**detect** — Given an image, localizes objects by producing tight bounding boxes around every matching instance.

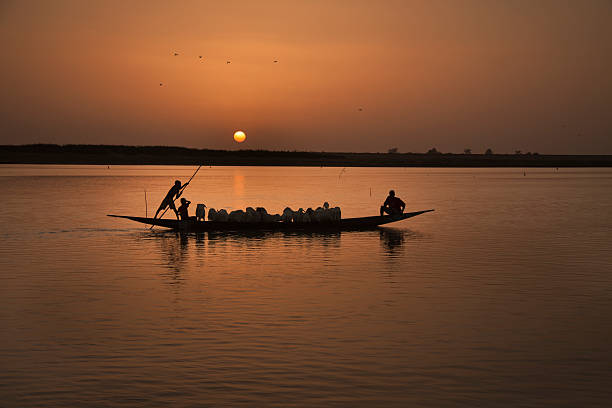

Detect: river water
[1,165,611,407]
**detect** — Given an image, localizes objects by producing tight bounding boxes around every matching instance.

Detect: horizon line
[3,143,612,157]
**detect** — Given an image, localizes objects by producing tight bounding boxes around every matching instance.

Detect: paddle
[150,165,202,229]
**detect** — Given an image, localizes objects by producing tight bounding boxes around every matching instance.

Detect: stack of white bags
[206,202,341,224]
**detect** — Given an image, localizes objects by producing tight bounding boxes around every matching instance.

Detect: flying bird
[159,83,163,86]
[226,60,231,64]
[274,60,278,63]
[173,52,179,56]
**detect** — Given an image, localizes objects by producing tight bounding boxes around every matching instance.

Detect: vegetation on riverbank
[1,144,611,167]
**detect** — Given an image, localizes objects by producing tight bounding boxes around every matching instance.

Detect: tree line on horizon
[0,143,543,156]
[388,147,540,156]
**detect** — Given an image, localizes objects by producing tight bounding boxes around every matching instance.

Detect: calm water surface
[1,165,611,407]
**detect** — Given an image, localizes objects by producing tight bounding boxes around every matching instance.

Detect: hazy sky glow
[1,0,611,153]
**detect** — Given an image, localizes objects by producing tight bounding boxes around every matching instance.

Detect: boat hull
[107,210,434,232]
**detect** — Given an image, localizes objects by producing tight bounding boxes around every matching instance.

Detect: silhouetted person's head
[180,198,188,205]
[389,190,395,197]
[175,180,181,187]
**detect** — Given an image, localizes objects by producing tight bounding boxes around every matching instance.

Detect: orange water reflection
[2,166,612,406]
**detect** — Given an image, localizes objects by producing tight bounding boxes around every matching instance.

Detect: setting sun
[233,130,246,143]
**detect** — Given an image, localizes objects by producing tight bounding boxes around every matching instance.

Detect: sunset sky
[1,0,611,153]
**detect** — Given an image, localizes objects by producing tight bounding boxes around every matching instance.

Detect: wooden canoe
[107,209,434,232]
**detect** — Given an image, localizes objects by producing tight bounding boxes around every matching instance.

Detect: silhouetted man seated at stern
[380,190,405,216]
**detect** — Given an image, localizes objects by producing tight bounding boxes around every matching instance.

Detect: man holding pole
[152,166,202,222]
[153,180,189,220]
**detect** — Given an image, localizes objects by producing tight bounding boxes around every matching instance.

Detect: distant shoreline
[1,144,611,167]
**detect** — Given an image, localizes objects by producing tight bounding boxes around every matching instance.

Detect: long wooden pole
[150,165,202,229]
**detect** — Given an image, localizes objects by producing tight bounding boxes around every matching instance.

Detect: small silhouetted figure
[177,198,191,220]
[154,180,189,220]
[380,190,405,216]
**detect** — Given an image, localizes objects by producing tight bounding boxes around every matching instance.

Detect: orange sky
[1,0,611,153]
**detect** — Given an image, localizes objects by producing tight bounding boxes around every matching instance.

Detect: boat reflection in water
[147,231,191,286]
[378,228,425,256]
[140,228,424,285]
[139,229,348,283]
[379,228,405,254]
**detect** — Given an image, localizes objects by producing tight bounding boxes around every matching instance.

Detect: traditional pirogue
[109,166,433,232]
[107,207,434,232]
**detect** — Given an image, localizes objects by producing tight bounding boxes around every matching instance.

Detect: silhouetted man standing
[154,180,189,220]
[380,190,405,216]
